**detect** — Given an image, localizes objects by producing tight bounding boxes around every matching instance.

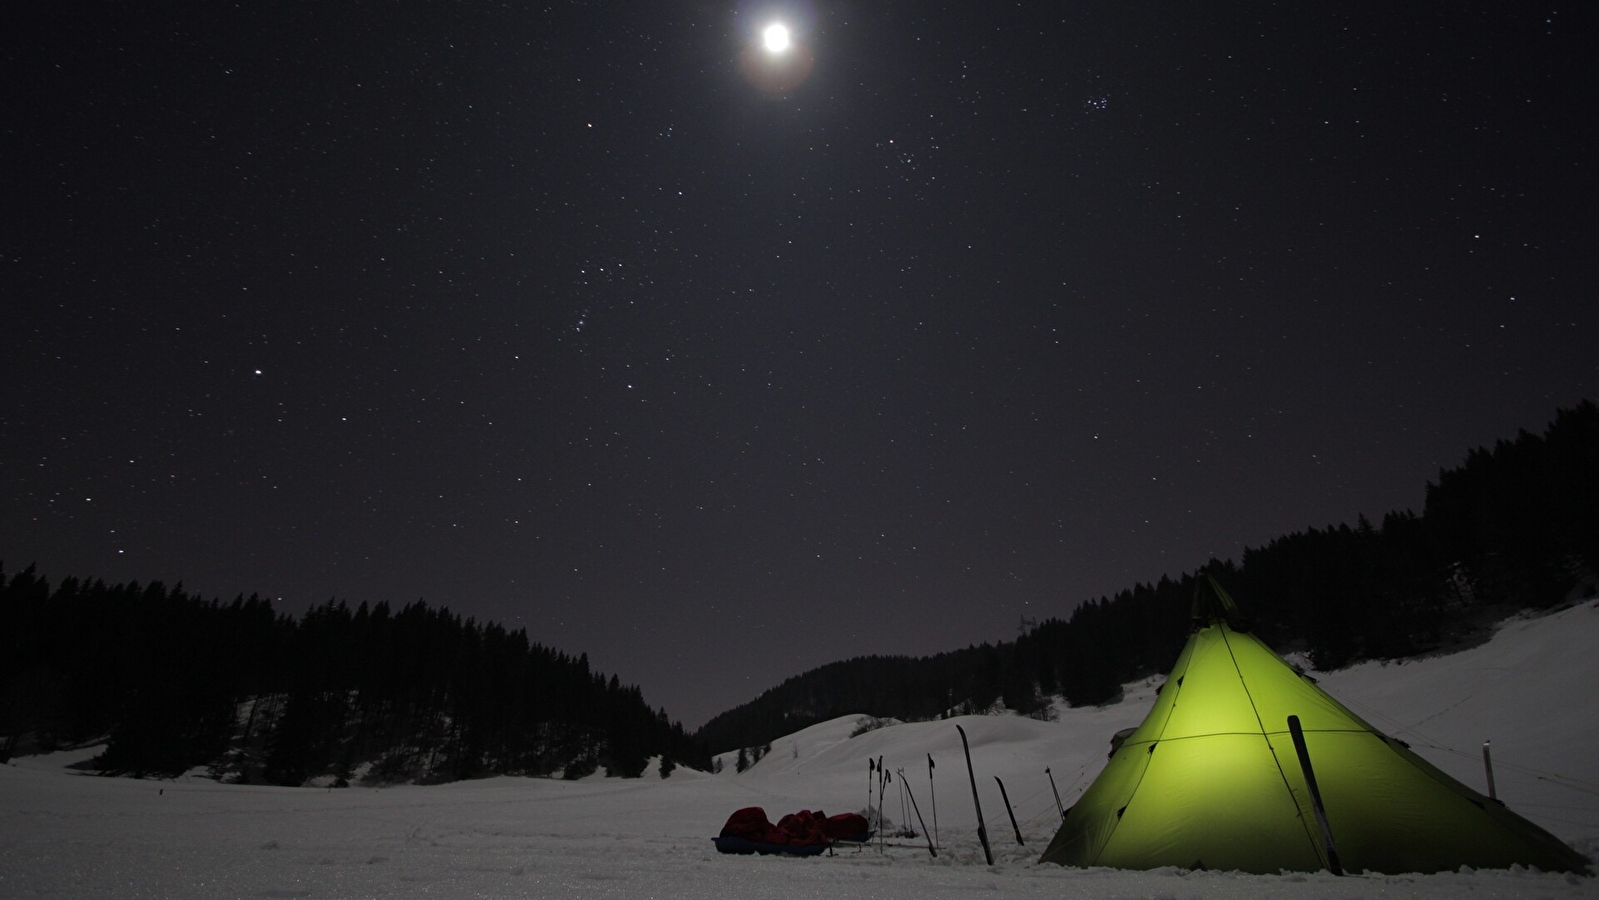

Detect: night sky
[5,3,1595,727]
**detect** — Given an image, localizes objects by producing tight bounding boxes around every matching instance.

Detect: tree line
[696,401,1599,755]
[0,579,711,782]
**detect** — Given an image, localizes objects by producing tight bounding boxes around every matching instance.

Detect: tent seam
[1088,634,1196,864]
[1218,623,1328,869]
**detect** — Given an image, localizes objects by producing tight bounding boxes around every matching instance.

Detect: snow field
[3,601,1597,899]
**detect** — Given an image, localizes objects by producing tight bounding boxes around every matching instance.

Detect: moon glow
[736,5,815,95]
[762,23,791,53]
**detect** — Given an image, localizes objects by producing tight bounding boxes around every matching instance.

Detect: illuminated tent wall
[1038,577,1589,875]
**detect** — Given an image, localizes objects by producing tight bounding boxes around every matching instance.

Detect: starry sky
[5,2,1595,728]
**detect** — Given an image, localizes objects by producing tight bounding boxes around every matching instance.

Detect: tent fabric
[1038,578,1590,875]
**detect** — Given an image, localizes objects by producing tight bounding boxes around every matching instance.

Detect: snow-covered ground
[4,601,1597,899]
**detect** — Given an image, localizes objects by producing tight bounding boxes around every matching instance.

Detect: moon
[762,23,791,53]
[736,8,814,94]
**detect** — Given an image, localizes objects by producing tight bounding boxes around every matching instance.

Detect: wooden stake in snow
[1483,740,1498,800]
[955,724,994,865]
[1287,715,1344,876]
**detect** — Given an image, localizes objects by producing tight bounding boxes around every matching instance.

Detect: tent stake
[1483,740,1497,800]
[1287,715,1344,876]
[995,776,1025,845]
[956,725,994,865]
[1046,766,1066,820]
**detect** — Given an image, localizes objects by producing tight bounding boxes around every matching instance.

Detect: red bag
[719,807,788,844]
[823,812,870,840]
[775,810,828,846]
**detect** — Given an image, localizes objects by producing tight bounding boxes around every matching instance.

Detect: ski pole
[882,760,895,850]
[868,758,876,829]
[900,771,909,835]
[897,768,938,857]
[1046,766,1065,820]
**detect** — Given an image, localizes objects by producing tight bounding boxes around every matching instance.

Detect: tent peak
[1191,574,1248,629]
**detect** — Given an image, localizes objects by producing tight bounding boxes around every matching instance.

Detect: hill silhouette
[696,401,1599,754]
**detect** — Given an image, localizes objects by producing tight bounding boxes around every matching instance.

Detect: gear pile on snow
[713,807,871,855]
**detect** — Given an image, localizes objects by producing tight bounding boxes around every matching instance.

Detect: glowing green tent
[1038,578,1589,874]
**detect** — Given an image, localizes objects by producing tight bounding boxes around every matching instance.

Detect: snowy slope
[1314,601,1599,845]
[2,601,1596,899]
